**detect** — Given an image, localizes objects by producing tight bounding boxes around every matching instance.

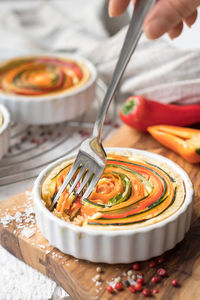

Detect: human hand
[108,0,200,39]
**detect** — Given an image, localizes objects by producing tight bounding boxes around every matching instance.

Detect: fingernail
[144,18,169,39]
[186,22,192,28]
[108,8,114,17]
[168,32,176,40]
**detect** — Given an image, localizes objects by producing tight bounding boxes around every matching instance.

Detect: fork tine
[68,166,86,194]
[82,174,101,200]
[50,158,80,210]
[76,170,93,195]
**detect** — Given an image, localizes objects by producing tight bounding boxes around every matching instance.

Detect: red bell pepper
[120,96,200,132]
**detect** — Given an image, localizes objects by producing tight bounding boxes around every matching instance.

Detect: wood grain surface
[0,124,200,300]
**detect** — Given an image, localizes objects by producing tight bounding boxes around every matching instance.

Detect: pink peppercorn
[157,257,164,264]
[106,286,114,293]
[115,282,124,291]
[134,282,143,291]
[129,286,136,293]
[21,136,27,143]
[171,279,179,287]
[47,130,53,136]
[153,289,159,294]
[149,261,156,268]
[34,139,40,145]
[104,120,112,125]
[78,130,89,137]
[57,132,62,137]
[137,278,144,285]
[151,276,161,283]
[132,263,140,271]
[142,289,152,297]
[157,268,167,277]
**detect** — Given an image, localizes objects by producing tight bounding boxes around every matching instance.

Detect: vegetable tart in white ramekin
[33,148,193,263]
[0,54,97,125]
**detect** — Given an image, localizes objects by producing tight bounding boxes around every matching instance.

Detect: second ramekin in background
[0,54,97,125]
[0,104,10,160]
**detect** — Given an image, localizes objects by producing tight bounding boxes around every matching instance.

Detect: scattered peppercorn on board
[0,124,200,300]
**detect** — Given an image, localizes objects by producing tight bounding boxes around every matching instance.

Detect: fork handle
[92,0,155,139]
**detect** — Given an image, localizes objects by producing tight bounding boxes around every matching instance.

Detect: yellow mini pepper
[147,125,200,164]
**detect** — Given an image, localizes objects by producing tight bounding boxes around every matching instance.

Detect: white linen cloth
[90,34,200,104]
[0,1,200,300]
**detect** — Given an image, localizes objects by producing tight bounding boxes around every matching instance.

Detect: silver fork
[50,0,155,209]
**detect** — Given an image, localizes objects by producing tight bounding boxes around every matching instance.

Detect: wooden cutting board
[0,125,200,300]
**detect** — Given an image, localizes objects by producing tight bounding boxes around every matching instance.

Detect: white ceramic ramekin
[0,54,97,125]
[0,104,10,160]
[33,148,194,263]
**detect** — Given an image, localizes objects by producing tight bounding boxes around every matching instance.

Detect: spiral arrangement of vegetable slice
[0,56,86,96]
[46,154,184,227]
